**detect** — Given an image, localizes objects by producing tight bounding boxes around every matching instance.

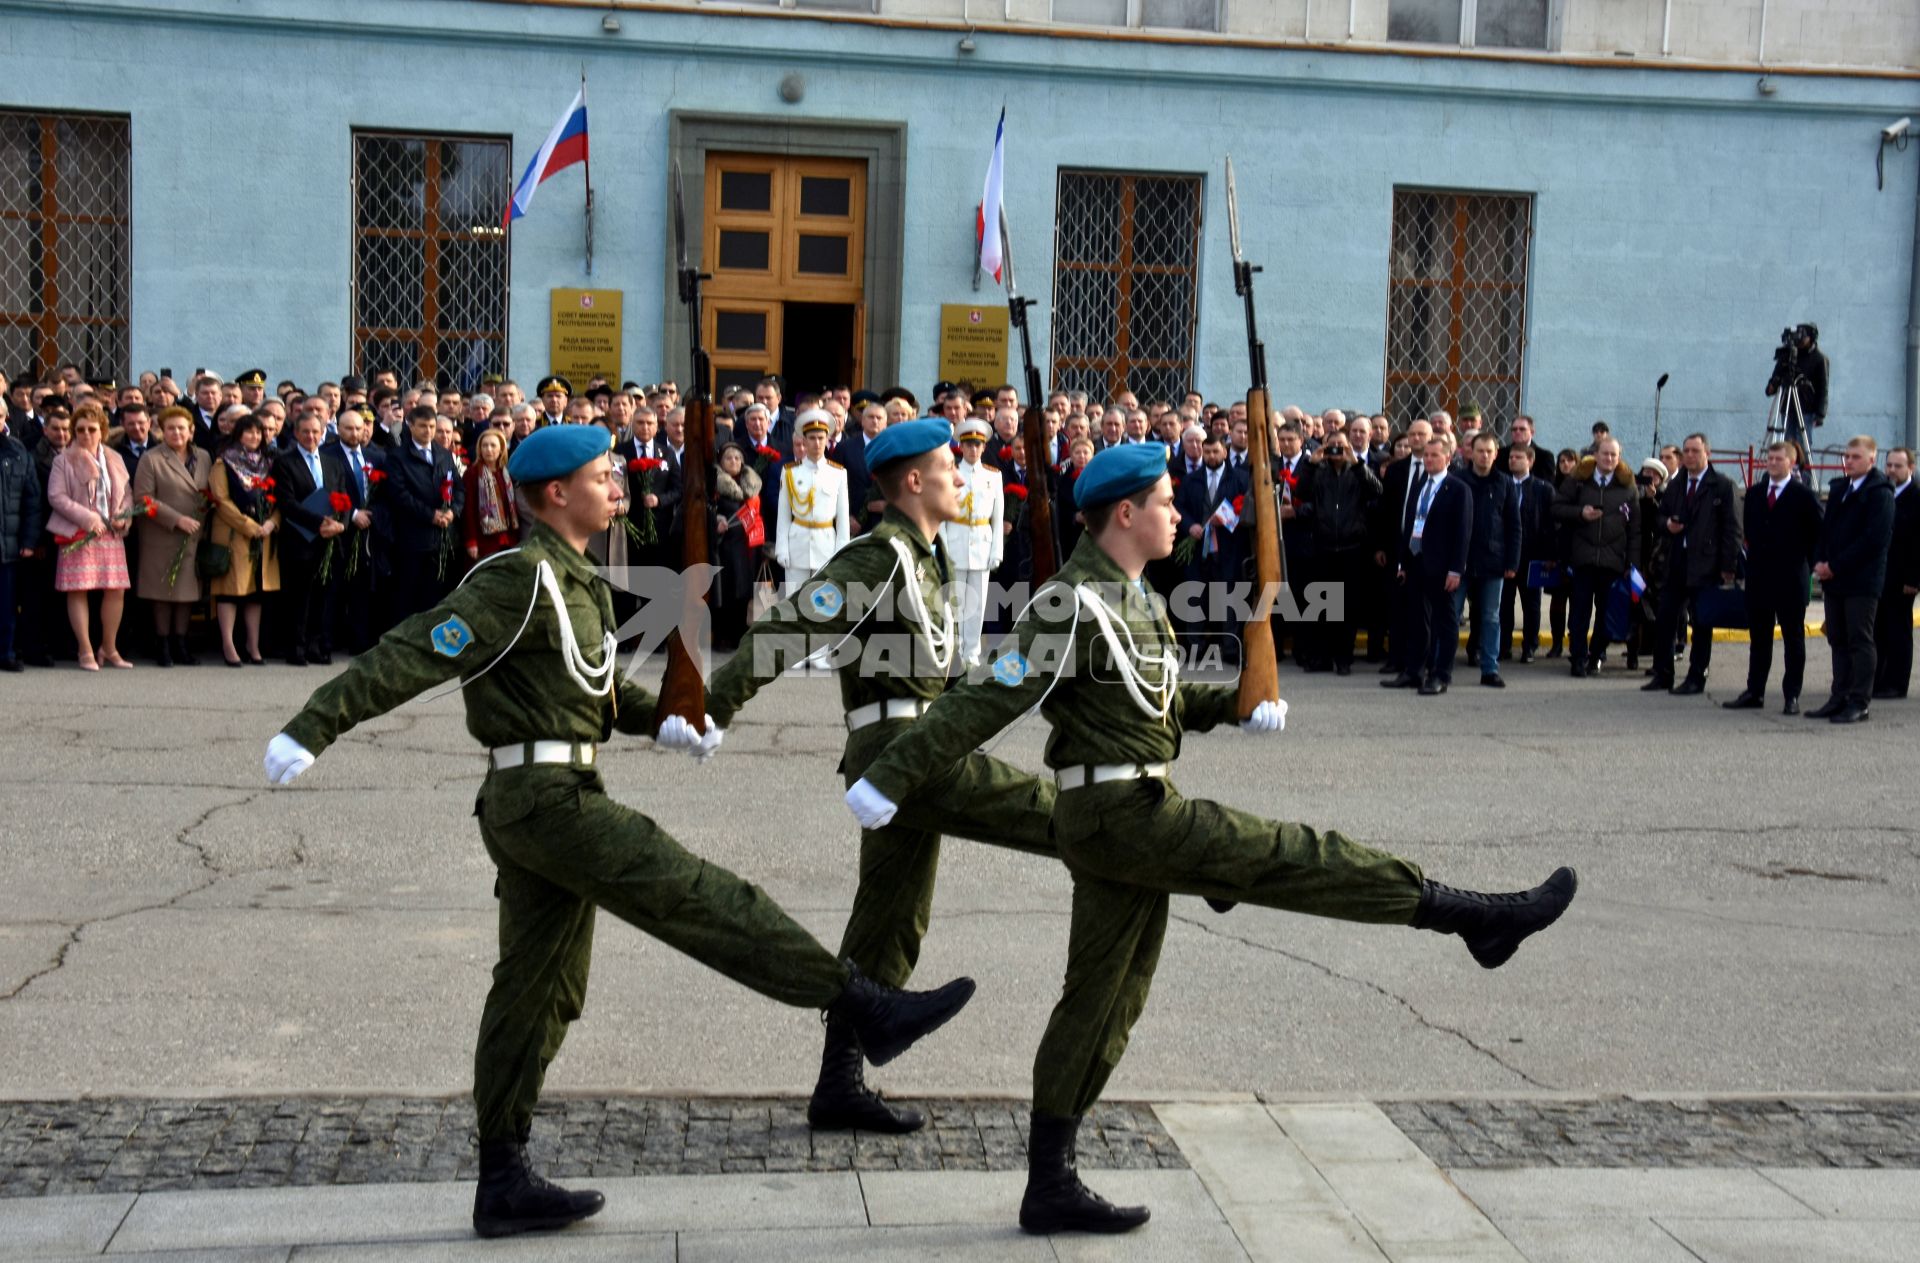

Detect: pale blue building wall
[2,0,1916,456]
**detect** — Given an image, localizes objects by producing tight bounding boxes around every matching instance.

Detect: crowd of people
[1,364,1913,717]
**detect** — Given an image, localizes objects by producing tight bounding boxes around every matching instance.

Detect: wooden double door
[704,153,866,396]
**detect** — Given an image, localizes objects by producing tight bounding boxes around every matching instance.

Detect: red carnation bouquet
[751,444,782,476]
[436,471,457,580]
[317,490,355,585]
[623,457,667,546]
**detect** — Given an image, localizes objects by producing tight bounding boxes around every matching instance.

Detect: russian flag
[977,108,1006,283]
[502,88,588,229]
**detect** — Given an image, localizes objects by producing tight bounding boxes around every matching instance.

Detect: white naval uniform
[775,456,851,595]
[939,457,1004,666]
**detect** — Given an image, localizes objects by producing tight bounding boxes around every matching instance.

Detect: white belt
[1056,761,1170,790]
[489,740,597,771]
[847,698,933,731]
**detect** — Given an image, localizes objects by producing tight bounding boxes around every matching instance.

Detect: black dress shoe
[1830,703,1871,724]
[1376,662,1398,675]
[311,652,333,666]
[22,653,54,668]
[1640,678,1672,692]
[287,652,308,667]
[1519,650,1535,664]
[1806,698,1844,719]
[1544,645,1563,659]
[1381,673,1421,689]
[1569,662,1587,679]
[472,1140,604,1239]
[1872,687,1905,700]
[0,658,21,673]
[1413,866,1579,969]
[246,653,266,665]
[826,960,974,1068]
[1417,679,1447,696]
[1335,663,1352,676]
[1669,677,1706,696]
[1782,697,1800,715]
[807,1016,924,1134]
[1722,691,1764,710]
[1479,673,1505,688]
[1020,1113,1151,1235]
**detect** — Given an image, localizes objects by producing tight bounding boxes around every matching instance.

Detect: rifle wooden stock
[652,393,713,735]
[1019,402,1059,585]
[1237,385,1281,719]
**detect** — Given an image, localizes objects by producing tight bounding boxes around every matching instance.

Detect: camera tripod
[1764,376,1815,485]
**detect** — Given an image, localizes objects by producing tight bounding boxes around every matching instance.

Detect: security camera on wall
[1882,118,1911,143]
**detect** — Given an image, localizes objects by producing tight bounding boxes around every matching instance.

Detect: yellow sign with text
[938,303,1009,386]
[549,288,623,386]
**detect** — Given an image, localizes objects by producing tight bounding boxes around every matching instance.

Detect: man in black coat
[1175,435,1250,661]
[1725,442,1823,714]
[272,411,353,665]
[1384,436,1471,696]
[1500,443,1557,664]
[1810,436,1896,723]
[1645,434,1741,695]
[382,404,466,630]
[1873,447,1918,699]
[1552,437,1641,678]
[1370,418,1434,674]
[1459,432,1521,686]
[1272,424,1318,667]
[0,415,45,671]
[1296,433,1379,674]
[321,409,384,655]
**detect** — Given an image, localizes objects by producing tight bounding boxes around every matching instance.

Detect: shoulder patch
[430,614,475,658]
[809,582,845,618]
[992,651,1030,687]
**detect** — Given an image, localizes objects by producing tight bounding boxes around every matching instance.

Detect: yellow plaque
[938,303,1010,385]
[549,288,623,385]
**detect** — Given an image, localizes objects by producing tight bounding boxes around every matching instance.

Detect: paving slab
[1657,1217,1920,1262]
[1490,1218,1706,1263]
[1316,1160,1517,1253]
[1758,1167,1920,1218]
[1450,1168,1820,1221]
[52,1252,290,1263]
[109,1184,475,1253]
[1154,1102,1345,1212]
[293,1236,672,1260]
[857,1168,1221,1228]
[679,1223,1049,1262]
[0,1191,134,1259]
[1048,1215,1250,1261]
[1220,1207,1390,1262]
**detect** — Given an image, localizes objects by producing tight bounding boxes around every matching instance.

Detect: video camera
[1768,326,1806,393]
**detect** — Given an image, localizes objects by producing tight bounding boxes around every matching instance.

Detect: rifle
[1224,156,1282,720]
[999,211,1059,585]
[652,159,714,735]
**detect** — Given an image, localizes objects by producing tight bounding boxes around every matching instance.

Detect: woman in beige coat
[206,413,282,666]
[131,406,212,666]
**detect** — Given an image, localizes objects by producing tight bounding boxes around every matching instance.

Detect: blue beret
[1074,443,1170,510]
[864,418,952,472]
[507,423,612,483]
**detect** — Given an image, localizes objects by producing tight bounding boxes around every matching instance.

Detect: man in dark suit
[188,374,224,451]
[1174,434,1249,660]
[1810,436,1896,723]
[322,408,383,655]
[755,374,797,459]
[1272,423,1319,667]
[1370,418,1434,674]
[1500,443,1557,664]
[1459,432,1521,686]
[1726,441,1822,714]
[1873,446,1918,699]
[1384,435,1471,695]
[613,402,681,569]
[272,410,352,665]
[382,404,466,630]
[1645,434,1741,695]
[834,399,887,535]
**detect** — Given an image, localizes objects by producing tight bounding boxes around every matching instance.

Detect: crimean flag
[977,108,1006,283]
[502,88,588,229]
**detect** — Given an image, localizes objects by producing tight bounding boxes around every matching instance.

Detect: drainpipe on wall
[1661,0,1671,56]
[1907,154,1920,450]
[1757,0,1769,63]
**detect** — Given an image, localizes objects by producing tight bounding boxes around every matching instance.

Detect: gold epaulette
[826,459,844,470]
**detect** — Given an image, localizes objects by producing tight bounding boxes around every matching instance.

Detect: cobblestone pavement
[1384,1097,1920,1169]
[0,1096,1182,1198]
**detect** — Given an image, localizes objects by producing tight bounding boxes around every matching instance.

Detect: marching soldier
[261,424,974,1241]
[775,408,850,596]
[942,417,1002,667]
[845,443,1578,1236]
[701,418,1058,1135]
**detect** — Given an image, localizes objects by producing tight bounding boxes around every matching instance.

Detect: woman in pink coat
[46,404,135,669]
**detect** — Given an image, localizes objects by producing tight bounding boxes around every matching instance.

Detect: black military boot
[472,1139,605,1239]
[1019,1112,1151,1234]
[1412,867,1578,969]
[808,1014,925,1133]
[826,959,974,1067]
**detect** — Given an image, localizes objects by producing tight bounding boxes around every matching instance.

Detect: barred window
[1388,0,1550,49]
[0,111,130,383]
[1384,189,1533,435]
[1050,0,1218,31]
[1051,171,1203,405]
[352,132,510,391]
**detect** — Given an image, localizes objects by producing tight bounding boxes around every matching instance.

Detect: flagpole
[580,67,594,277]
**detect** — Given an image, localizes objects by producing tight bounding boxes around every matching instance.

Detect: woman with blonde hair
[461,427,519,561]
[131,406,212,665]
[206,413,282,666]
[45,404,135,669]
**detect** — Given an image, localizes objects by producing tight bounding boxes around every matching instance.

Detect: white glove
[845,777,899,830]
[264,733,316,785]
[692,719,724,764]
[1240,698,1288,735]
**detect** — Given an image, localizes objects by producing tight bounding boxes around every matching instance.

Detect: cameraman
[1765,323,1829,482]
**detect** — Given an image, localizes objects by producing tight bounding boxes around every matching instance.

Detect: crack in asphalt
[1167,910,1553,1090]
[0,789,266,1003]
[1593,895,1918,939]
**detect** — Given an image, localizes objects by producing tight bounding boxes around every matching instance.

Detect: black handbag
[196,538,231,579]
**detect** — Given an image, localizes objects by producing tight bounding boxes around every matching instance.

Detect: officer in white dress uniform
[939,416,1003,668]
[776,408,851,597]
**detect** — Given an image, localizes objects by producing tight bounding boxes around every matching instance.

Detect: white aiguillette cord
[413,548,617,706]
[1073,582,1178,723]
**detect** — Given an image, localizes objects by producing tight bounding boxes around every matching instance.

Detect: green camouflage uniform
[706,506,1056,989]
[860,534,1425,1117]
[282,519,848,1142]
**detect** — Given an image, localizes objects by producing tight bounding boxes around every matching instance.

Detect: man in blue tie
[272,412,352,665]
[323,408,383,654]
[1385,436,1473,695]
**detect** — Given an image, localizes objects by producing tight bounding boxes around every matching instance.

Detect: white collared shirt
[1769,476,1791,497]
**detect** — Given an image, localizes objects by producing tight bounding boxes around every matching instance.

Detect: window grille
[1051,171,1203,405]
[352,132,510,391]
[1384,188,1532,436]
[0,111,130,382]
